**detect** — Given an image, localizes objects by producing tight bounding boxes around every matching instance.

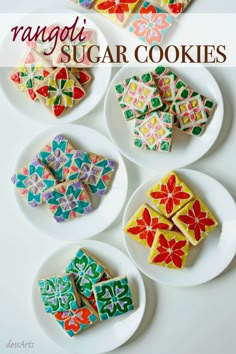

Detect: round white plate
[0,10,111,124]
[13,124,128,240]
[32,240,146,354]
[105,64,224,170]
[123,169,236,287]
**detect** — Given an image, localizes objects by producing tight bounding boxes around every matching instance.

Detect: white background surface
[1,1,236,354]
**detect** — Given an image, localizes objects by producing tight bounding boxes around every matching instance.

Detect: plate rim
[31,239,146,354]
[122,168,236,287]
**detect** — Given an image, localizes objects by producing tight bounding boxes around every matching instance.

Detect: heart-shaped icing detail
[169,3,182,14]
[55,67,68,81]
[78,71,90,85]
[28,88,37,101]
[73,87,85,100]
[25,52,35,64]
[43,70,51,78]
[10,72,21,84]
[36,85,49,97]
[53,105,65,117]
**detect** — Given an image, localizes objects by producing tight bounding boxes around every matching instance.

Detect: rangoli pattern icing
[172,198,218,246]
[134,110,173,152]
[170,87,216,136]
[44,180,92,222]
[148,230,189,269]
[38,275,80,314]
[36,67,86,118]
[70,68,92,86]
[11,159,56,208]
[68,151,116,195]
[38,134,75,181]
[10,50,52,101]
[115,72,163,121]
[93,276,134,321]
[87,271,111,312]
[54,296,98,336]
[94,0,141,27]
[124,203,173,248]
[146,171,194,218]
[155,0,192,16]
[66,249,105,298]
[129,2,174,46]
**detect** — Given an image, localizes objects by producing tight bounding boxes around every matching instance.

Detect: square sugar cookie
[44,180,92,223]
[148,230,189,269]
[38,134,75,181]
[94,0,141,27]
[155,0,192,16]
[9,50,53,101]
[146,171,194,218]
[86,271,112,312]
[129,2,174,46]
[134,110,173,152]
[115,72,163,121]
[93,276,134,321]
[54,295,98,337]
[36,67,86,118]
[38,274,80,314]
[66,249,105,298]
[11,158,57,208]
[170,86,216,136]
[67,151,116,196]
[124,203,173,248]
[172,198,219,246]
[152,65,187,110]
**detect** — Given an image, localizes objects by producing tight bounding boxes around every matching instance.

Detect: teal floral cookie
[93,276,134,321]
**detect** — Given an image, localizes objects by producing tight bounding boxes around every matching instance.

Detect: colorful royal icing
[38,134,75,181]
[172,198,219,246]
[44,180,92,222]
[67,151,116,196]
[87,271,111,312]
[38,275,80,314]
[129,2,174,46]
[54,296,98,336]
[115,72,163,121]
[10,50,52,101]
[124,203,173,248]
[134,110,173,152]
[148,230,189,269]
[155,0,192,16]
[146,171,194,218]
[66,249,105,298]
[11,159,56,208]
[94,0,141,27]
[170,87,216,136]
[70,68,92,86]
[36,67,86,118]
[93,276,134,321]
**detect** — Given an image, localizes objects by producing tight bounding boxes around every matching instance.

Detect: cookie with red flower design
[146,171,194,218]
[148,230,189,269]
[172,198,219,246]
[155,0,192,17]
[124,203,173,248]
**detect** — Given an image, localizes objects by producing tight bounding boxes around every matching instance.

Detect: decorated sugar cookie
[146,171,194,218]
[87,271,112,312]
[129,2,174,46]
[124,203,173,248]
[66,249,105,298]
[172,198,218,246]
[38,274,80,314]
[148,230,189,269]
[54,295,98,336]
[10,50,52,101]
[93,276,134,321]
[155,0,192,16]
[170,86,216,136]
[134,110,173,152]
[44,180,92,222]
[38,134,75,181]
[115,72,163,121]
[94,0,141,27]
[70,68,92,86]
[68,151,116,195]
[36,67,86,118]
[11,158,56,208]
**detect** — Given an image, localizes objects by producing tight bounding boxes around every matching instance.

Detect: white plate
[0,10,111,124]
[13,124,128,241]
[105,64,224,170]
[123,169,236,287]
[32,240,146,354]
